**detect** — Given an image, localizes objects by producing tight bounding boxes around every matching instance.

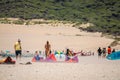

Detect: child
[34,51,40,61]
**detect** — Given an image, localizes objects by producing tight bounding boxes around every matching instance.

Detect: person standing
[102,48,106,58]
[97,47,102,58]
[45,41,51,58]
[107,46,111,55]
[14,39,22,59]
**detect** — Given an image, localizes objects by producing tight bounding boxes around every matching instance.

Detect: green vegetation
[33,21,49,24]
[12,19,24,25]
[110,40,120,47]
[0,18,11,24]
[0,0,120,36]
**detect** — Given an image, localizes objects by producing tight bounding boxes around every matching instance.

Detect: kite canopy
[65,56,78,63]
[32,53,79,63]
[106,51,120,60]
[54,51,64,55]
[0,56,15,64]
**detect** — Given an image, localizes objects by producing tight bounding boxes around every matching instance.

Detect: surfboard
[106,51,120,60]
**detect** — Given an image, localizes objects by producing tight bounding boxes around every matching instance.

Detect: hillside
[0,0,120,36]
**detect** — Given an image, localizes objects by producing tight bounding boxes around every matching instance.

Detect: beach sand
[0,56,120,80]
[0,24,120,80]
[0,24,119,53]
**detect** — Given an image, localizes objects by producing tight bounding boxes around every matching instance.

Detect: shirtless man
[45,41,51,57]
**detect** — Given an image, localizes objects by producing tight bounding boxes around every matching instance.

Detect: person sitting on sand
[45,41,51,58]
[14,39,22,59]
[66,49,73,56]
[112,49,115,53]
[34,51,40,61]
[102,48,106,58]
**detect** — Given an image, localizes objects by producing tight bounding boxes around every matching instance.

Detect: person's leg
[98,52,101,58]
[47,50,50,57]
[47,51,49,57]
[45,50,47,58]
[18,50,22,60]
[46,50,50,58]
[15,51,19,59]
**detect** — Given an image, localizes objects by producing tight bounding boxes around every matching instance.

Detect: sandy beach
[0,23,120,80]
[0,23,119,53]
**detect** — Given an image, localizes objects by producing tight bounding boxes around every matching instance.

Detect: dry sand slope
[0,24,119,53]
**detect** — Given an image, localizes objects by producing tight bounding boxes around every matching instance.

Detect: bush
[12,20,24,25]
[0,18,11,24]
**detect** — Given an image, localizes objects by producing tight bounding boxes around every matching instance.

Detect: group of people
[2,39,117,64]
[14,39,51,60]
[97,46,116,58]
[14,39,79,60]
[15,39,117,60]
